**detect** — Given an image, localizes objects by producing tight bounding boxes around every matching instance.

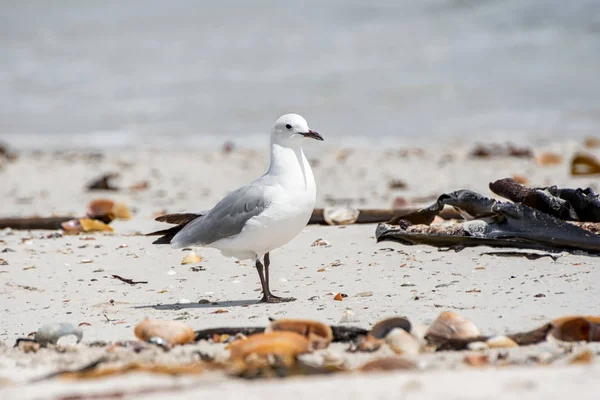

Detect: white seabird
[147,113,323,303]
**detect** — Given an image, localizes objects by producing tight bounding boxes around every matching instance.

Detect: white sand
[0,140,599,399]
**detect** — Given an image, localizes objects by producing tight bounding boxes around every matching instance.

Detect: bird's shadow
[133,299,258,311]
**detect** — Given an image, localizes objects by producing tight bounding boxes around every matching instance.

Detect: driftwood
[0,207,462,231]
[0,216,73,230]
[309,207,463,225]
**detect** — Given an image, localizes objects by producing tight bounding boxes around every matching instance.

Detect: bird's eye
[285,124,292,130]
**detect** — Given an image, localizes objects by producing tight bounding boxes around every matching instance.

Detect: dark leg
[257,253,296,303]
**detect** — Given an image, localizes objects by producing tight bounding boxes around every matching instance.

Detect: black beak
[300,130,324,141]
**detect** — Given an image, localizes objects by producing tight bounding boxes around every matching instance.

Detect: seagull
[147,114,323,303]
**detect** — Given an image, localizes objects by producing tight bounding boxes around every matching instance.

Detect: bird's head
[271,114,323,147]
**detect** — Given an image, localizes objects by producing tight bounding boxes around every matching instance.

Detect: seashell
[464,354,489,367]
[511,174,530,185]
[339,308,359,324]
[79,218,113,232]
[570,349,594,365]
[333,293,343,301]
[265,319,333,350]
[129,180,149,191]
[61,219,84,234]
[113,203,132,220]
[486,335,518,349]
[536,152,563,166]
[34,322,83,347]
[134,319,195,345]
[311,238,330,247]
[323,206,360,225]
[425,311,481,346]
[359,357,416,372]
[227,332,309,360]
[17,340,40,353]
[550,316,600,342]
[571,153,600,176]
[385,328,420,355]
[181,253,203,265]
[584,136,600,149]
[370,317,412,339]
[86,199,115,219]
[467,341,489,351]
[350,334,383,353]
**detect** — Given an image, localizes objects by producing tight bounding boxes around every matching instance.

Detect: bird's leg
[258,252,296,303]
[255,258,269,300]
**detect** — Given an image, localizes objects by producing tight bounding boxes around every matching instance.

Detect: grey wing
[170,184,270,249]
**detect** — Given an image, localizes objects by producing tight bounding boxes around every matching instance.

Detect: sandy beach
[0,138,599,399]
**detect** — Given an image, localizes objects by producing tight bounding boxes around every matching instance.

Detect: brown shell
[370,317,412,339]
[536,152,563,166]
[86,199,115,219]
[134,319,195,345]
[571,153,600,176]
[265,319,333,350]
[550,316,600,342]
[228,332,309,360]
[359,357,416,372]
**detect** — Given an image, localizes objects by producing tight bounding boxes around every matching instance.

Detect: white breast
[209,145,316,260]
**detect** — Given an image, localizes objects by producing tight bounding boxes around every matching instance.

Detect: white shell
[323,206,360,225]
[385,328,421,355]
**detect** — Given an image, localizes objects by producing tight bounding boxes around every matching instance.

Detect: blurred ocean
[1,0,599,149]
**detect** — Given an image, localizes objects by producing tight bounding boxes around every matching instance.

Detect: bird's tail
[146,213,202,245]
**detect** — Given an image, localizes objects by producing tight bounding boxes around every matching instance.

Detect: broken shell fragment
[486,335,518,349]
[550,316,600,342]
[34,322,83,347]
[425,311,481,346]
[370,317,412,339]
[60,219,84,234]
[323,206,360,225]
[385,328,421,355]
[227,332,310,360]
[134,319,195,346]
[265,319,333,350]
[359,357,417,372]
[181,253,203,265]
[79,218,114,232]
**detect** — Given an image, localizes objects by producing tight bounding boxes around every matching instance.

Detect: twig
[0,216,73,230]
[111,275,148,285]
